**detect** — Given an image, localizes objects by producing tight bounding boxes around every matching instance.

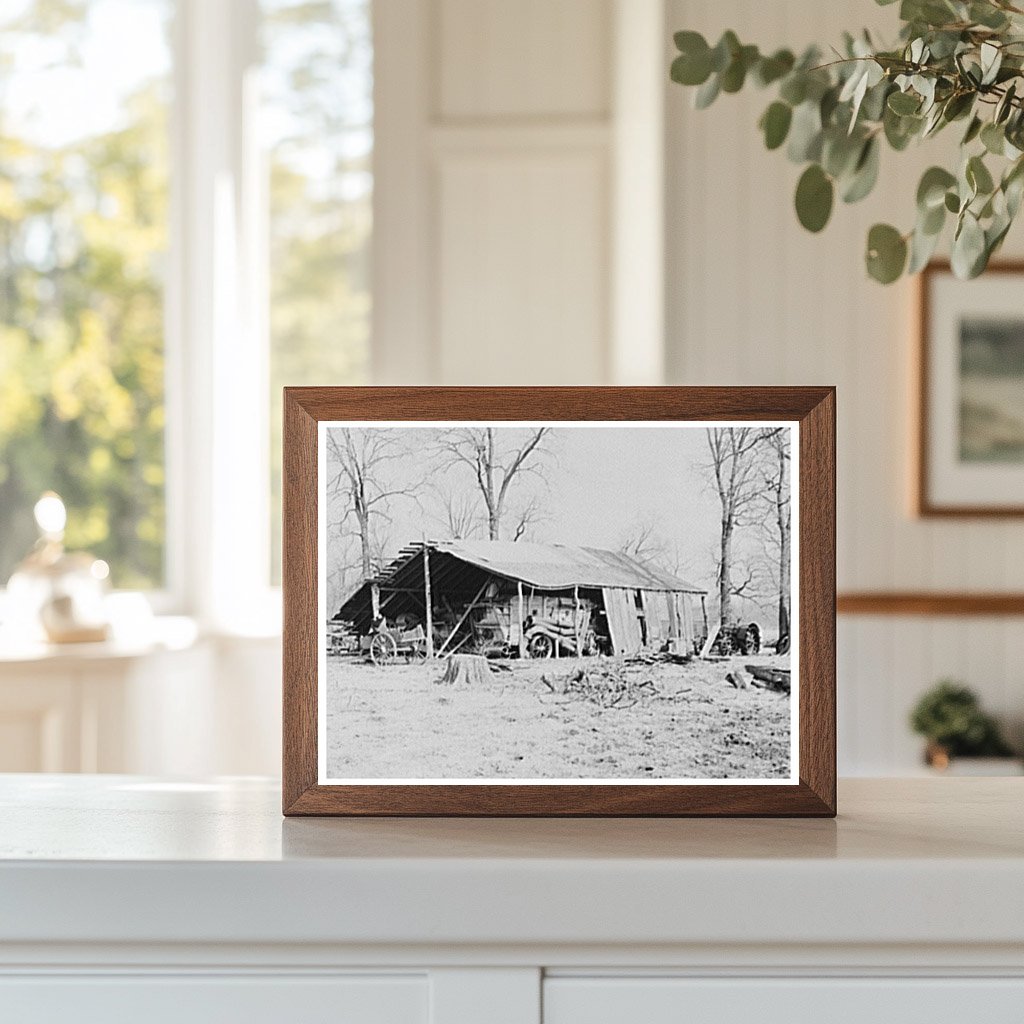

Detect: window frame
[165,0,279,632]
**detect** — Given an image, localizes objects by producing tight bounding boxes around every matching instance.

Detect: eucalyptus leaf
[967,154,995,195]
[1004,158,1024,216]
[860,79,892,122]
[822,128,863,178]
[921,102,942,138]
[914,75,937,111]
[795,164,834,232]
[779,73,807,106]
[721,44,758,92]
[903,0,958,28]
[820,85,841,126]
[866,223,908,283]
[962,115,983,145]
[671,51,711,87]
[884,106,922,150]
[970,2,1009,29]
[980,42,1003,86]
[842,137,881,203]
[921,200,946,235]
[754,49,795,87]
[996,83,1017,124]
[981,121,1006,155]
[710,31,740,73]
[760,101,793,150]
[951,212,987,278]
[694,73,721,109]
[908,221,942,273]
[942,92,974,122]
[888,90,921,115]
[917,166,957,210]
[787,101,823,162]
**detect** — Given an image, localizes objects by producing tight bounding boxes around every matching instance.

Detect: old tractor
[705,620,762,657]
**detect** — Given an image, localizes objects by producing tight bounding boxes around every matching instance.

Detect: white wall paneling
[611,0,666,384]
[435,144,609,384]
[374,0,666,385]
[664,0,1024,774]
[544,977,1024,1024]
[429,968,540,1024]
[2,975,429,1024]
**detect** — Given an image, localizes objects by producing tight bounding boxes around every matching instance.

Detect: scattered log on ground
[726,668,750,690]
[437,654,493,687]
[744,663,791,693]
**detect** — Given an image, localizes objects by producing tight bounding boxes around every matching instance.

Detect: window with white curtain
[0,0,372,616]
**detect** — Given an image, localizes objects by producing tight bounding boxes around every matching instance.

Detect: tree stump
[438,654,492,687]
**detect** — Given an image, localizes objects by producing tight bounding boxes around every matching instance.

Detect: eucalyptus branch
[671,0,1024,283]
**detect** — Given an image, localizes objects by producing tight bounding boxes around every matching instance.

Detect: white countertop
[2,775,1022,950]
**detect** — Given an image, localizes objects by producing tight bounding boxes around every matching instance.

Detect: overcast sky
[324,424,794,598]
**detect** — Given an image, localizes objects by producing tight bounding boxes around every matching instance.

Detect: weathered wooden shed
[334,539,707,657]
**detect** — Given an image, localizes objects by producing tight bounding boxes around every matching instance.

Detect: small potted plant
[910,680,1019,773]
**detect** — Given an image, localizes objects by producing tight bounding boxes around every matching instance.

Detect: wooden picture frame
[283,387,836,816]
[917,260,1024,517]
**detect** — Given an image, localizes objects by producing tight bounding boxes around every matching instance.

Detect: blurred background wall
[1,0,1020,777]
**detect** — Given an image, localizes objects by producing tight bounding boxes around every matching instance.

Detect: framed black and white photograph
[283,387,835,816]
[918,262,1024,517]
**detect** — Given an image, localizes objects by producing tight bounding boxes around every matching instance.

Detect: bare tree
[508,494,550,542]
[760,429,792,639]
[432,427,551,540]
[324,523,391,614]
[326,428,418,582]
[704,427,779,627]
[431,483,481,540]
[618,518,671,567]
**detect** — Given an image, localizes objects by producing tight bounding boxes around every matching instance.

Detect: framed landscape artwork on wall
[918,262,1024,517]
[282,387,835,816]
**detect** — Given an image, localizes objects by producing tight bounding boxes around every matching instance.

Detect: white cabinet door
[544,977,1024,1024]
[0,974,428,1024]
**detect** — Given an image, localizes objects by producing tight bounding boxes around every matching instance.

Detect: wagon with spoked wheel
[367,623,427,666]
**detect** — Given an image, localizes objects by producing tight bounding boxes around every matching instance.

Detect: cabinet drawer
[544,977,1024,1024]
[0,974,427,1024]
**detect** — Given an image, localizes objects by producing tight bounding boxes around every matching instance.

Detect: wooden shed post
[370,583,380,620]
[423,543,434,659]
[517,580,525,658]
[574,585,582,659]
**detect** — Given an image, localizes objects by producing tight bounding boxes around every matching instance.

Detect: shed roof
[381,539,706,594]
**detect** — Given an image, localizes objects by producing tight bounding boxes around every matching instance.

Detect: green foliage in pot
[670,0,1024,283]
[909,680,1015,757]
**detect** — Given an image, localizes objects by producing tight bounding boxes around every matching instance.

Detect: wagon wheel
[406,643,427,662]
[741,624,761,656]
[369,632,398,666]
[527,632,555,659]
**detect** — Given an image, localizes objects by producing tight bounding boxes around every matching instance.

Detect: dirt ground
[324,652,792,781]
